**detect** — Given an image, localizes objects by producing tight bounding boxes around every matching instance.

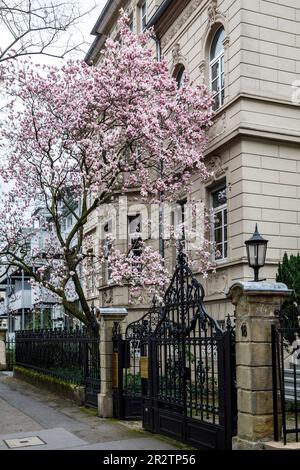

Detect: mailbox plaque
[140,356,149,379]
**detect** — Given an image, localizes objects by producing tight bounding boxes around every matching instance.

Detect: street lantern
[245,224,268,282]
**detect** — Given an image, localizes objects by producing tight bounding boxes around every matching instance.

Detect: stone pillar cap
[98,307,128,316]
[226,281,292,298]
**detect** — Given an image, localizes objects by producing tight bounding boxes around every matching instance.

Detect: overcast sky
[76,0,107,58]
[0,0,107,64]
[0,0,107,193]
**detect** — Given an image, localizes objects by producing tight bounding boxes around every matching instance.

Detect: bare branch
[0,0,96,62]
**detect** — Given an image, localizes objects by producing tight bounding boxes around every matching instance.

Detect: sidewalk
[0,372,182,450]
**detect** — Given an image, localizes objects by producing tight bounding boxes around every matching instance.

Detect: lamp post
[245,224,268,282]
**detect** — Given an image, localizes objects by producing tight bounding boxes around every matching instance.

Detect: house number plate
[140,356,149,379]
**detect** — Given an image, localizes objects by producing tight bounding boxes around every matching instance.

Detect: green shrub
[276,253,300,333]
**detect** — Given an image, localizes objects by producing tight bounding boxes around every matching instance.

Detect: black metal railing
[5,335,16,371]
[15,328,93,385]
[272,323,300,444]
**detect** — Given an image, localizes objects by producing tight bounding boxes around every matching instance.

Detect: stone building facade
[84,0,300,326]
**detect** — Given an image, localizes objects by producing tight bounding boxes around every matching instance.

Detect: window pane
[215,244,223,259]
[214,227,223,245]
[176,66,186,88]
[221,72,225,88]
[224,209,227,226]
[213,187,227,208]
[213,94,220,111]
[211,61,219,80]
[210,27,225,61]
[214,212,222,229]
[212,78,219,93]
[141,2,147,31]
[221,56,224,73]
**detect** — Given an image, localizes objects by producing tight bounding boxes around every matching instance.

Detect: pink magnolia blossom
[0,14,214,328]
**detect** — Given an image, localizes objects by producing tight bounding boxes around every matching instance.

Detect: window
[67,214,73,228]
[210,27,225,111]
[103,221,112,281]
[211,185,227,261]
[174,199,186,242]
[128,214,142,256]
[86,249,95,293]
[128,15,134,32]
[175,66,186,89]
[174,200,187,260]
[140,1,147,32]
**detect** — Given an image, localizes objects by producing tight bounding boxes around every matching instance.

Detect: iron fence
[5,335,16,371]
[272,324,300,444]
[15,328,96,386]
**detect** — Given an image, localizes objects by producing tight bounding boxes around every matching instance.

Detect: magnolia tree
[0,16,214,331]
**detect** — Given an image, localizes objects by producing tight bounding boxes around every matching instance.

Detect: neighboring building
[0,199,81,333]
[85,0,300,325]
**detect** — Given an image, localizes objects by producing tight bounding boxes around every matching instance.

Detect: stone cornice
[150,0,192,39]
[205,92,300,155]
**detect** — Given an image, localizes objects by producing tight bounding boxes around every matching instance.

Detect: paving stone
[0,375,179,450]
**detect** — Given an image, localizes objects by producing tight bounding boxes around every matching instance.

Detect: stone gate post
[0,327,7,370]
[97,307,127,418]
[226,281,291,450]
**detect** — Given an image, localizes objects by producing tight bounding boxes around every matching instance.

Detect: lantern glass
[246,243,256,267]
[258,242,267,267]
[245,225,268,281]
[247,243,267,268]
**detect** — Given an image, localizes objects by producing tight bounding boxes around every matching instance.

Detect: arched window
[175,65,186,88]
[210,27,225,111]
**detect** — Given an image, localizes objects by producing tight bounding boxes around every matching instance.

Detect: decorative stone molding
[199,59,206,84]
[223,35,230,49]
[161,0,203,49]
[207,0,218,24]
[171,42,188,76]
[103,287,113,305]
[206,269,228,296]
[209,112,227,140]
[125,4,134,18]
[129,288,151,306]
[172,42,181,64]
[201,1,229,58]
[205,155,227,183]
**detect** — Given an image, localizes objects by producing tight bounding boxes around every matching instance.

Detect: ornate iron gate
[112,302,160,419]
[143,251,236,450]
[113,250,236,449]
